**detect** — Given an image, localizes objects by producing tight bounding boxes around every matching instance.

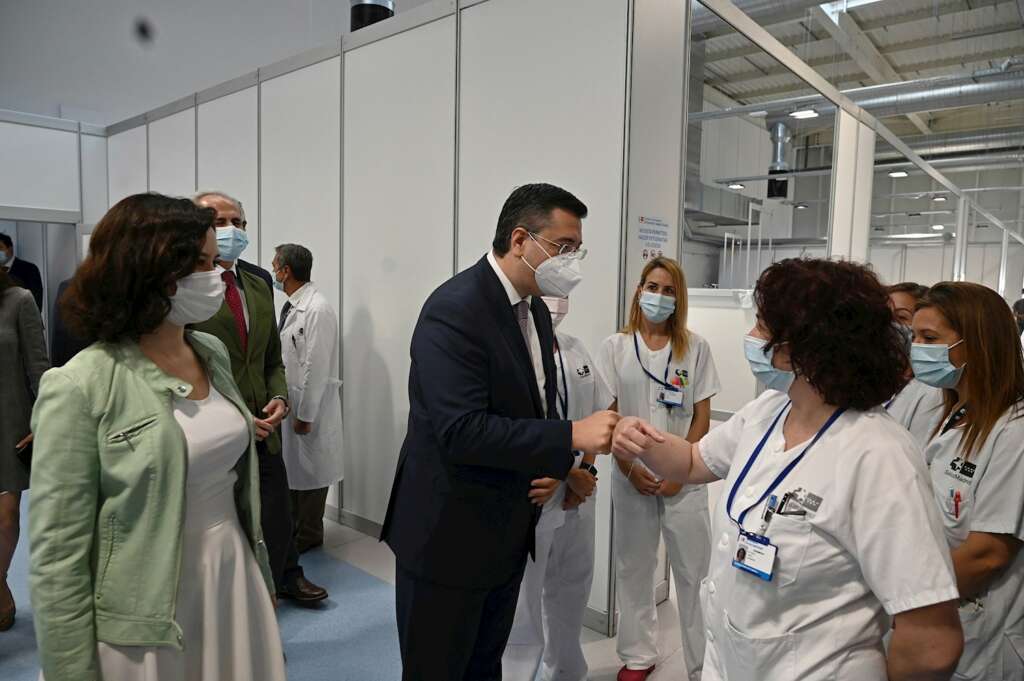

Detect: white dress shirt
[486,251,546,414]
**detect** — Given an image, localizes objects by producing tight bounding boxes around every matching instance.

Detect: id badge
[658,387,684,408]
[732,530,777,581]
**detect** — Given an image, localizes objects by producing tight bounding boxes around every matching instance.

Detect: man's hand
[294,418,313,435]
[563,489,585,510]
[263,398,288,428]
[616,456,661,496]
[571,411,620,455]
[612,416,665,461]
[529,478,560,506]
[567,468,596,500]
[656,479,684,497]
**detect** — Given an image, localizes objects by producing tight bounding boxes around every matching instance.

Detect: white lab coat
[925,402,1024,680]
[886,379,944,451]
[595,331,720,679]
[279,283,344,490]
[503,332,614,681]
[698,390,958,681]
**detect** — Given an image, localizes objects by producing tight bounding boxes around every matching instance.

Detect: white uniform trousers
[541,503,596,681]
[503,527,559,681]
[612,467,711,681]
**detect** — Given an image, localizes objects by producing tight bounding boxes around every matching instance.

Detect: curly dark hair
[61,193,215,343]
[754,258,907,411]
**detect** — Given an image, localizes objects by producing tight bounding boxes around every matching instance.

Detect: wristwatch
[579,462,598,477]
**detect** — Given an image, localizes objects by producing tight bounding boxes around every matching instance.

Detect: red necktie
[221,270,248,353]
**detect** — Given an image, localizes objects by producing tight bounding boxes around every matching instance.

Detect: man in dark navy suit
[381,183,619,681]
[0,233,43,311]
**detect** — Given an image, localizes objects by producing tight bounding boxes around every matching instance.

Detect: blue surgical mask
[910,340,965,389]
[0,250,9,265]
[744,335,795,393]
[639,291,675,323]
[216,226,249,262]
[273,278,284,292]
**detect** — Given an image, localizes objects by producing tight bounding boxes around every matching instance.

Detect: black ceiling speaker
[352,0,394,32]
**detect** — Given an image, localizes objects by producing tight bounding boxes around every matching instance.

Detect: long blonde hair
[623,257,690,360]
[921,282,1024,459]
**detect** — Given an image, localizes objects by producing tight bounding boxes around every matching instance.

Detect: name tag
[658,388,684,408]
[732,531,777,581]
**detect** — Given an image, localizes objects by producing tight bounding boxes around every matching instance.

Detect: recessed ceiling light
[931,224,945,231]
[728,182,745,190]
[888,170,909,178]
[933,195,947,202]
[789,109,819,119]
[795,203,809,210]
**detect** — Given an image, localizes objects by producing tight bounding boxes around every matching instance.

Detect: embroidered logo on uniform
[576,365,591,378]
[949,457,976,479]
[674,369,690,387]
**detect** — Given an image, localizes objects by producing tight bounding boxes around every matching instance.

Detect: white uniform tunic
[887,379,944,451]
[596,331,720,678]
[698,390,958,681]
[925,403,1024,680]
[503,332,614,681]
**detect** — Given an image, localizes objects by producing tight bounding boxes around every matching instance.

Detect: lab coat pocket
[769,512,812,587]
[721,609,795,681]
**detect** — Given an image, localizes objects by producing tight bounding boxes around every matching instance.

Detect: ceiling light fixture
[728,182,745,190]
[795,203,809,210]
[931,224,945,231]
[933,195,947,202]
[788,109,819,119]
[888,170,909,178]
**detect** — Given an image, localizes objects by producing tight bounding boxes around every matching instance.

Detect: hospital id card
[657,387,684,408]
[732,531,777,581]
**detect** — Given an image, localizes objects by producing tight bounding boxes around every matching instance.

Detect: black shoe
[278,575,328,605]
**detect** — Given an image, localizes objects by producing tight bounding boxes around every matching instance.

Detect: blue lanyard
[725,402,846,528]
[633,333,675,391]
[556,344,569,419]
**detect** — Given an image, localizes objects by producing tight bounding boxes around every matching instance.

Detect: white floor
[315,517,691,680]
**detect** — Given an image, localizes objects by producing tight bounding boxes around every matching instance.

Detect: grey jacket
[0,286,50,491]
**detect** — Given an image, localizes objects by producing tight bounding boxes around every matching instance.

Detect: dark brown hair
[755,258,907,411]
[887,282,929,301]
[0,267,12,296]
[61,193,215,343]
[919,282,1024,459]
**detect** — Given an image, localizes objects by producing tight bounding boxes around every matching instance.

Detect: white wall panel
[107,125,147,206]
[0,121,79,211]
[905,245,954,286]
[869,245,903,285]
[343,16,456,527]
[687,298,757,414]
[459,0,628,619]
[148,108,196,198]
[198,87,259,249]
[260,57,340,313]
[81,135,108,224]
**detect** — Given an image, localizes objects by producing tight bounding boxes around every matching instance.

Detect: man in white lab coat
[273,243,344,554]
[502,296,614,681]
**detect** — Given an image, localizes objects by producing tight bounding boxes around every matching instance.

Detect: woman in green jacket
[29,193,284,681]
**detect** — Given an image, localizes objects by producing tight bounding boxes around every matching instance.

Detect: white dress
[91,386,285,681]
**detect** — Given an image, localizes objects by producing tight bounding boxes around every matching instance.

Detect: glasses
[529,231,587,260]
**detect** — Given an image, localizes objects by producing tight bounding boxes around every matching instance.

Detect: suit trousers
[396,561,526,681]
[290,486,330,552]
[257,440,303,589]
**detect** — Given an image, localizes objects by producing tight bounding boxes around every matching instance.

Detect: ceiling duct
[875,126,1024,161]
[768,121,791,199]
[691,60,1024,125]
[691,0,824,37]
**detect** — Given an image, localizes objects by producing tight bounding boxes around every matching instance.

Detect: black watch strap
[579,462,598,476]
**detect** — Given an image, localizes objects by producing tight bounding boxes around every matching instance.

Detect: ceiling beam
[810,7,932,134]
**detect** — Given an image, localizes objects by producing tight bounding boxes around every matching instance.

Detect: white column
[827,110,875,263]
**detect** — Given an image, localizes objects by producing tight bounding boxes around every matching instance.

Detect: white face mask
[522,233,583,298]
[166,269,225,327]
[542,296,570,329]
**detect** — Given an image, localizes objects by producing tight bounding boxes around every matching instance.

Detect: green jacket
[190,266,289,454]
[28,331,273,681]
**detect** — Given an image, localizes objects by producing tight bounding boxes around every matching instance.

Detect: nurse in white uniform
[611,258,964,681]
[502,296,614,681]
[595,257,719,681]
[886,282,944,449]
[911,282,1024,680]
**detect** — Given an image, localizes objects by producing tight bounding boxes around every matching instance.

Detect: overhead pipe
[691,0,823,37]
[874,126,1024,161]
[691,60,1024,124]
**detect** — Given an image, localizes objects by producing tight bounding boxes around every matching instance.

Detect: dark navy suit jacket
[381,256,573,589]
